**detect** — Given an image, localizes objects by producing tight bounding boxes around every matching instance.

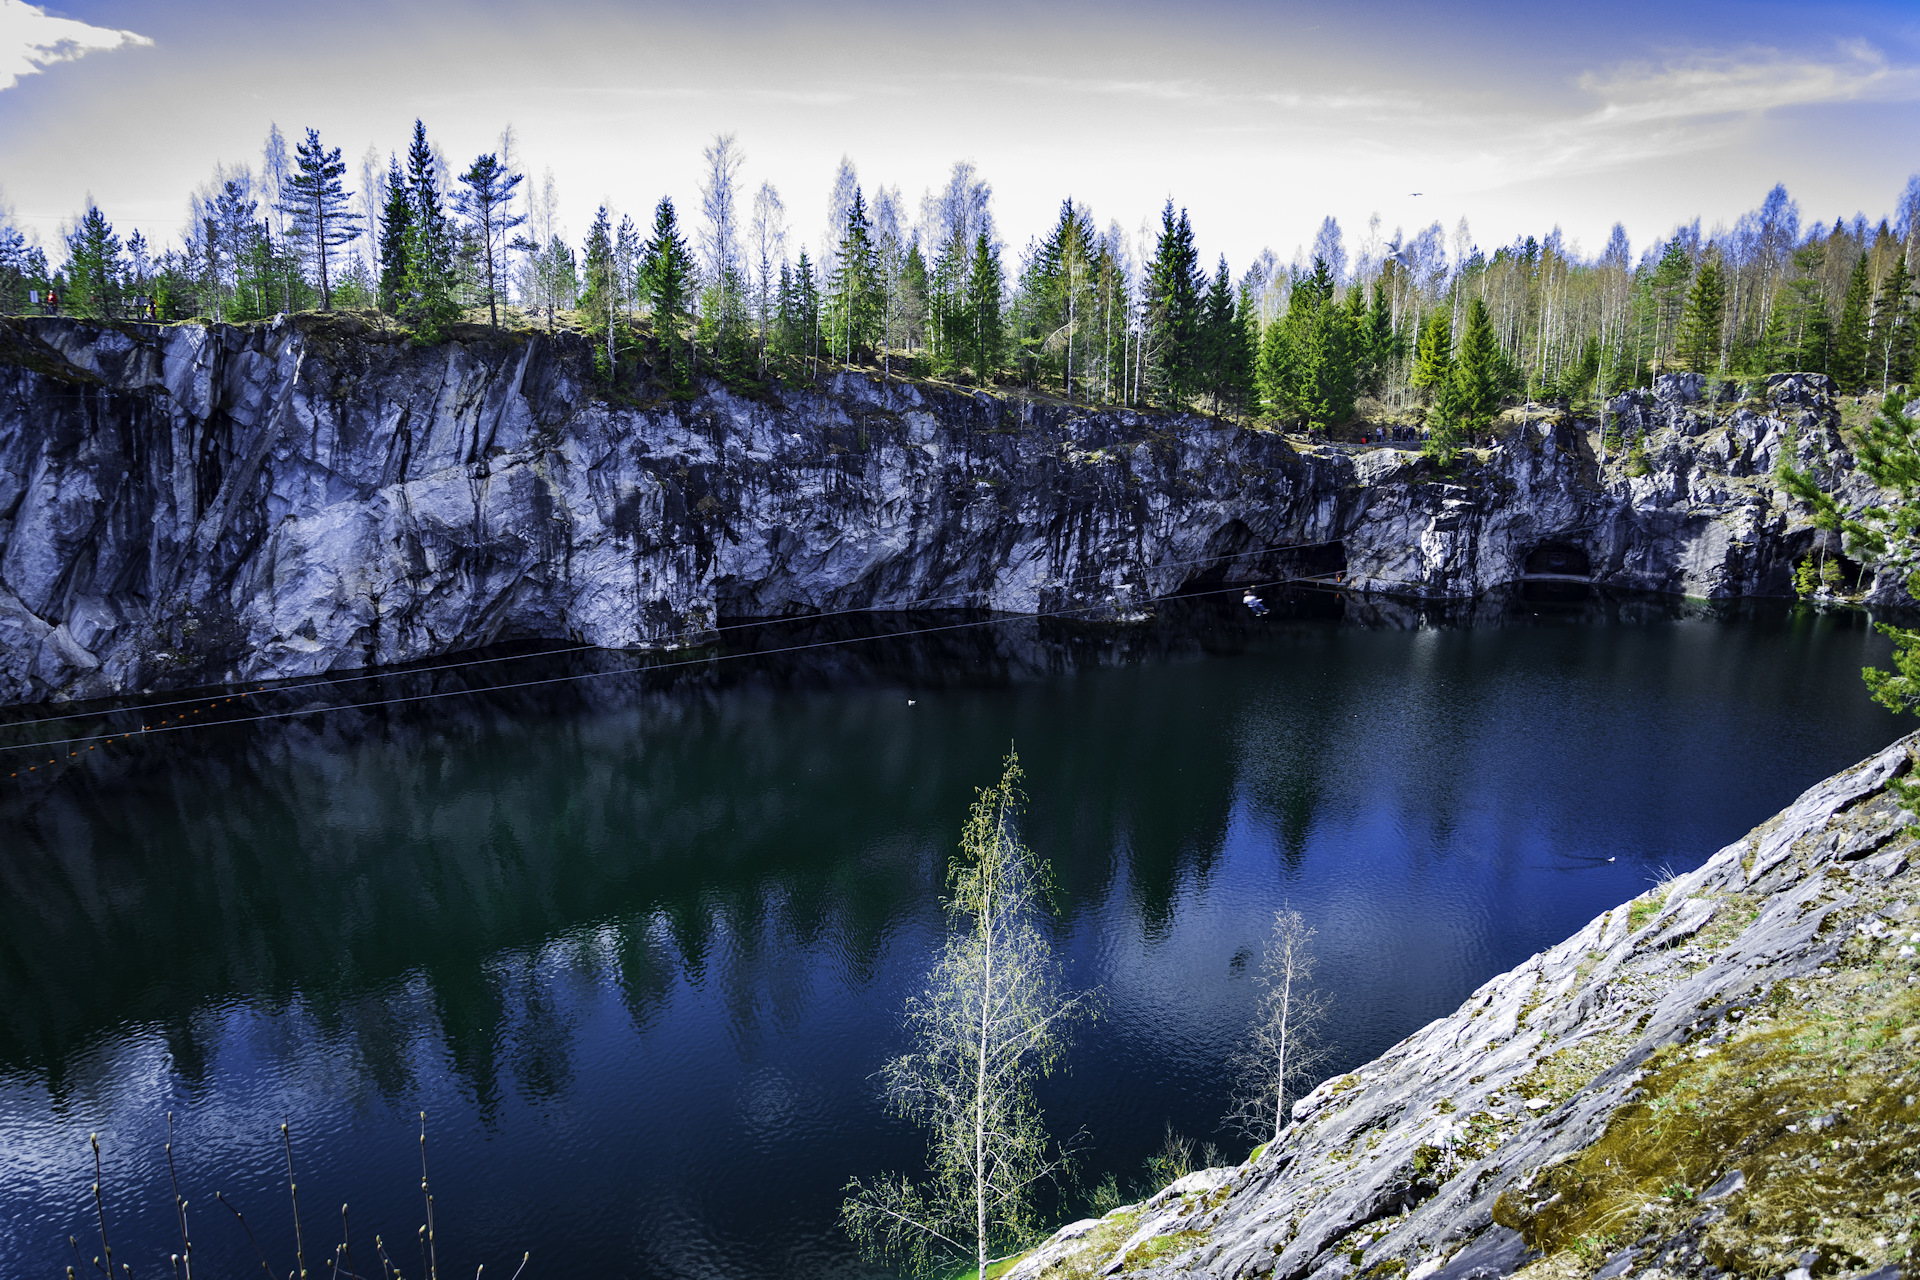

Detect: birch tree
[261,124,294,310]
[699,132,744,361]
[748,181,787,373]
[1227,906,1331,1144]
[842,753,1086,1280]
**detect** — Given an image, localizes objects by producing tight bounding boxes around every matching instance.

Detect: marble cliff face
[0,315,1891,706]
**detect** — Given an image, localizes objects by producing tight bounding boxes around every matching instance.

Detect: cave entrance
[1175,525,1348,595]
[1522,541,1592,578]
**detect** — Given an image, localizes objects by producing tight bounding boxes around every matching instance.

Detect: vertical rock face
[0,318,1892,706]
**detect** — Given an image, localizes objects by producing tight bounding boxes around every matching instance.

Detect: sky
[3,0,1920,276]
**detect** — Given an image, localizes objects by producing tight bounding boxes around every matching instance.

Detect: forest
[4,119,1919,460]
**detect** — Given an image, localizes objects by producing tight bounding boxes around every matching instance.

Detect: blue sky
[3,0,1920,273]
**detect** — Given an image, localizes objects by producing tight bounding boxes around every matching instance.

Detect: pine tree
[62,205,123,319]
[1872,254,1916,390]
[1676,257,1727,374]
[377,155,411,314]
[1832,251,1873,393]
[455,152,524,328]
[643,197,697,391]
[277,127,362,311]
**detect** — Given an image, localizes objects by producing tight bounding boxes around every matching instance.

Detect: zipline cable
[0,539,1345,732]
[1,572,1351,771]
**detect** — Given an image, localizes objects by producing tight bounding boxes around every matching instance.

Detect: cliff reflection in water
[0,592,1907,1280]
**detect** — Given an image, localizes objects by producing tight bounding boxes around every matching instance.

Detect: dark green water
[0,592,1905,1279]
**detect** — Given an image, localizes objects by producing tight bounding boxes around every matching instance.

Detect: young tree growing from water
[1226,905,1332,1144]
[842,752,1087,1280]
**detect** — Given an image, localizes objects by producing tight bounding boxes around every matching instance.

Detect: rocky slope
[0,315,1896,706]
[1006,735,1920,1280]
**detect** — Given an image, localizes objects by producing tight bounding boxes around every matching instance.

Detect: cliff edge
[0,315,1897,706]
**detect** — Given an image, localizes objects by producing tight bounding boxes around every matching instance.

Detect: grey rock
[0,317,1901,707]
[1697,1169,1744,1202]
[1003,734,1920,1280]
[1427,1227,1538,1280]
[1594,1248,1640,1280]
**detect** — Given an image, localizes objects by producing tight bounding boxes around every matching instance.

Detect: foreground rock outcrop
[1008,736,1920,1280]
[0,315,1897,706]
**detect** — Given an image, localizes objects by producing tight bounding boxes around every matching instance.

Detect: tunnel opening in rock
[1798,549,1868,595]
[1523,541,1592,577]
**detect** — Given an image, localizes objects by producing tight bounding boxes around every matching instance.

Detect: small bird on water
[907,699,916,706]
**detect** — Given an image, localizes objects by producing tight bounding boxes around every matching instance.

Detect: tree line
[5,123,1919,443]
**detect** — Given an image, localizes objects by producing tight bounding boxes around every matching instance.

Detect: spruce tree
[377,156,411,314]
[826,187,881,364]
[1364,279,1396,394]
[901,241,930,372]
[1764,245,1833,376]
[793,250,820,377]
[1410,310,1453,409]
[1252,260,1357,432]
[399,121,458,341]
[1832,251,1873,393]
[1649,238,1693,372]
[962,232,1004,385]
[1451,295,1502,440]
[1254,288,1298,422]
[277,127,362,311]
[1677,257,1727,374]
[643,197,697,391]
[62,205,123,319]
[580,205,618,378]
[1198,256,1242,417]
[1142,201,1202,406]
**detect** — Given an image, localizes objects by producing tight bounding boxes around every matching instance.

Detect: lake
[0,590,1906,1280]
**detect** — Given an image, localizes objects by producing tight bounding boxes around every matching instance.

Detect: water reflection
[0,593,1907,1280]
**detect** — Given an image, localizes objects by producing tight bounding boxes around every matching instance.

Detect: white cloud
[1577,42,1920,127]
[0,0,152,92]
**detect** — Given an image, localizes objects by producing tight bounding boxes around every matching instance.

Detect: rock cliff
[1006,735,1920,1280]
[0,315,1896,706]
